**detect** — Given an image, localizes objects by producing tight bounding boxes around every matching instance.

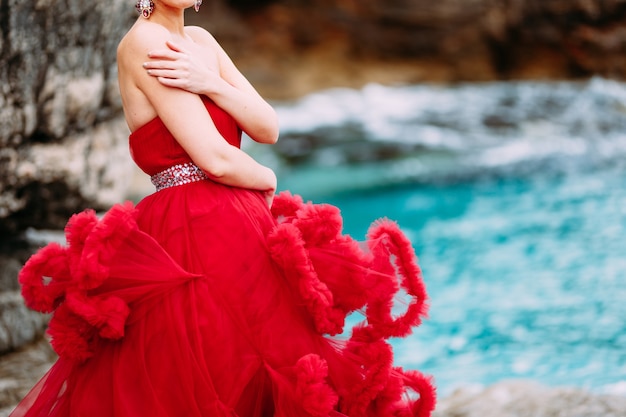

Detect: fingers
[155,76,187,89]
[144,49,190,75]
[143,60,188,71]
[145,68,187,78]
[146,49,181,61]
[147,40,187,60]
[143,64,190,88]
[165,39,186,53]
[143,50,192,72]
[146,69,191,87]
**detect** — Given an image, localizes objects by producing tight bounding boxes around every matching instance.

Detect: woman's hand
[143,40,221,95]
[143,29,278,145]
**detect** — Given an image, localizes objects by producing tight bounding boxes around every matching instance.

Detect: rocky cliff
[0,0,136,354]
[0,0,135,235]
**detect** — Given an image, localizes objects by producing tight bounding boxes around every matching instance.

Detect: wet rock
[0,292,48,355]
[434,380,626,417]
[275,126,422,166]
[0,239,46,354]
[0,237,54,355]
[0,338,56,415]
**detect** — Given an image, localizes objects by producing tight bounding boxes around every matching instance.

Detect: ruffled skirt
[12,180,435,417]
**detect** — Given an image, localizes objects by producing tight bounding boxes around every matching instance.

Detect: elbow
[249,106,279,144]
[262,125,279,145]
[248,127,279,145]
[256,117,280,145]
[197,151,232,180]
[201,160,230,180]
[203,165,227,180]
[267,111,280,144]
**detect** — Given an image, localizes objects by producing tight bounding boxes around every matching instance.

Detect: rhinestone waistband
[150,162,209,192]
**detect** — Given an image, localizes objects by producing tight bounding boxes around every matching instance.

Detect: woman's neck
[148,6,186,36]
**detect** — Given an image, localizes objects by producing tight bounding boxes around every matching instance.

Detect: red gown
[11,97,436,417]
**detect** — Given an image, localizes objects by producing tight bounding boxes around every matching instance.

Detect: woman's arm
[119,24,276,201]
[143,28,279,145]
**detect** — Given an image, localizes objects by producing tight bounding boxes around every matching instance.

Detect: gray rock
[0,337,56,413]
[0,0,136,233]
[0,254,24,293]
[0,292,48,355]
[1,116,134,231]
[435,380,626,417]
[0,241,46,354]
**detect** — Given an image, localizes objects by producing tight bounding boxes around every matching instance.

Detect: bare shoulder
[117,22,174,130]
[185,25,220,47]
[118,22,171,62]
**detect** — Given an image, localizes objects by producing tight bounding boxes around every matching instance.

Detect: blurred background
[1,0,626,415]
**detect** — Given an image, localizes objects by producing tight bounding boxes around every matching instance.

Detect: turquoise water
[322,168,626,396]
[264,79,626,396]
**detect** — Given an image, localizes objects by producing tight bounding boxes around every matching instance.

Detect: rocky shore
[434,380,626,417]
[1,337,625,416]
[0,339,55,417]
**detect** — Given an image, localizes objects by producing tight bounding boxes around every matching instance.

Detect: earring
[194,0,202,12]
[136,0,155,19]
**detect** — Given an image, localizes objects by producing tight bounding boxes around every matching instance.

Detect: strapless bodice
[129,96,241,176]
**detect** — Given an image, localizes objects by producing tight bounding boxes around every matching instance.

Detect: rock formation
[0,0,136,235]
[200,0,626,98]
[0,0,136,355]
[434,380,626,417]
[0,245,48,354]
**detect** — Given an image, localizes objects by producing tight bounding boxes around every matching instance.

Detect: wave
[265,77,626,193]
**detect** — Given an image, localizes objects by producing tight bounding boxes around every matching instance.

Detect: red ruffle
[19,203,136,362]
[46,303,98,362]
[17,194,435,417]
[268,192,435,417]
[64,208,99,269]
[18,243,71,313]
[295,354,339,416]
[77,201,137,290]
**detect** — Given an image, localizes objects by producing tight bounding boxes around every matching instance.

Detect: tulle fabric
[11,97,435,417]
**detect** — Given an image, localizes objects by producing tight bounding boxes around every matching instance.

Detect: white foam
[601,381,626,396]
[274,78,626,176]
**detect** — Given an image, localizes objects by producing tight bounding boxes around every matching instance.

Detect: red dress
[12,97,436,417]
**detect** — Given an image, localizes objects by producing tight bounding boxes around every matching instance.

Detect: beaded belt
[150,162,209,192]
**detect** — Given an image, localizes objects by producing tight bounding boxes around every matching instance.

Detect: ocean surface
[255,77,626,396]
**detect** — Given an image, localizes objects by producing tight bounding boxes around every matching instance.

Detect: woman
[12,1,435,416]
